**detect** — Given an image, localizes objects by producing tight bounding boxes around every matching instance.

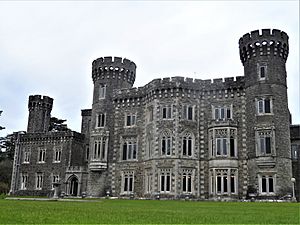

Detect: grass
[0,199,299,224]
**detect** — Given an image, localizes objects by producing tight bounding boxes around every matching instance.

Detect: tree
[49,117,70,132]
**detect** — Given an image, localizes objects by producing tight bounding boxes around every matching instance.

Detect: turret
[27,95,53,133]
[240,29,292,198]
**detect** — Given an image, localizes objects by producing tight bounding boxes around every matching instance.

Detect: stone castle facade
[10,29,300,201]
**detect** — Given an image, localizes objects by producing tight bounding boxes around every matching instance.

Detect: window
[122,140,137,160]
[146,137,152,159]
[160,169,171,193]
[20,173,28,190]
[53,147,61,163]
[93,137,108,160]
[183,105,194,120]
[123,171,134,194]
[23,148,30,163]
[96,113,106,128]
[126,114,136,127]
[291,144,299,160]
[145,172,152,193]
[161,131,172,156]
[210,169,237,195]
[260,66,266,79]
[147,107,154,123]
[259,175,275,195]
[257,63,267,80]
[52,174,60,189]
[256,130,273,155]
[214,106,232,121]
[182,132,193,157]
[36,173,43,190]
[99,84,106,99]
[86,145,89,161]
[162,105,172,119]
[209,128,237,158]
[38,148,46,163]
[182,170,193,193]
[257,98,272,114]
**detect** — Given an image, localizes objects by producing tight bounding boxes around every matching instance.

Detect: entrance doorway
[69,176,79,196]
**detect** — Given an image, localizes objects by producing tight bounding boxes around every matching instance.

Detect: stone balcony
[89,160,108,171]
[208,119,238,128]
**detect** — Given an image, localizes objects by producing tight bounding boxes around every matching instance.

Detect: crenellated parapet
[239,29,289,64]
[113,76,245,105]
[92,56,136,84]
[28,95,53,111]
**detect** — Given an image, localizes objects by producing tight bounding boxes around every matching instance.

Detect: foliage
[49,117,70,132]
[0,159,13,194]
[0,132,19,161]
[0,199,299,224]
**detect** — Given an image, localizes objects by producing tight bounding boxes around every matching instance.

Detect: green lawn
[0,199,299,224]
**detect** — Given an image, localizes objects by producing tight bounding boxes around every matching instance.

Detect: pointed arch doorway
[68,176,79,196]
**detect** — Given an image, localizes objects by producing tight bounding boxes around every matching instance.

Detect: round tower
[239,29,292,198]
[27,95,53,133]
[88,56,136,196]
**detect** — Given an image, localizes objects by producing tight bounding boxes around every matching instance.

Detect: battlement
[113,76,245,102]
[92,56,136,84]
[28,95,53,110]
[239,29,289,64]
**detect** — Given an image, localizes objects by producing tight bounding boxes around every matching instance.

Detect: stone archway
[68,176,79,196]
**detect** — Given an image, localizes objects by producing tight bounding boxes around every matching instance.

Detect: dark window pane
[215,108,219,120]
[223,177,228,193]
[129,177,133,192]
[183,138,187,156]
[217,176,221,192]
[231,176,235,193]
[163,108,167,118]
[188,107,193,120]
[269,177,274,192]
[161,176,165,191]
[162,139,166,155]
[230,137,235,157]
[227,108,231,119]
[183,175,186,192]
[122,143,127,160]
[124,177,128,191]
[260,67,265,78]
[188,176,192,192]
[266,137,271,154]
[166,175,170,191]
[188,139,192,156]
[264,99,271,113]
[262,177,267,192]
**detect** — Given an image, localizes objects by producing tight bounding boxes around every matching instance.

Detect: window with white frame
[126,114,136,127]
[182,132,193,157]
[35,173,43,190]
[93,137,108,160]
[162,105,172,119]
[161,130,172,156]
[52,174,60,189]
[259,174,275,195]
[210,169,237,195]
[20,173,28,190]
[23,148,30,163]
[209,128,237,158]
[182,170,193,193]
[122,139,137,160]
[183,105,194,120]
[160,169,171,193]
[38,148,46,163]
[257,63,267,80]
[256,97,272,114]
[256,129,274,156]
[122,171,134,194]
[213,106,232,121]
[99,84,106,99]
[145,172,152,194]
[53,147,62,163]
[96,113,106,128]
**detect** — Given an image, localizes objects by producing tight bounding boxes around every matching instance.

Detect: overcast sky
[0,1,299,136]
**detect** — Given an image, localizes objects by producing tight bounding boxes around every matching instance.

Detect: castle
[10,29,300,201]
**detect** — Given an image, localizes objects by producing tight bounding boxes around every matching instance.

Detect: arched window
[161,130,172,156]
[182,131,194,157]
